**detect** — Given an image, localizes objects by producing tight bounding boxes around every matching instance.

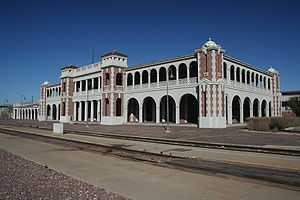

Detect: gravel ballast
[0,149,128,200]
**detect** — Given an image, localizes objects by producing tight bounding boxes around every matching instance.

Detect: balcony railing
[126,77,198,91]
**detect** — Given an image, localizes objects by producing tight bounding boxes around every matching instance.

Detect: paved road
[0,132,300,200]
[2,119,300,147]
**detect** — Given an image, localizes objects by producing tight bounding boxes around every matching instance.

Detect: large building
[13,39,282,128]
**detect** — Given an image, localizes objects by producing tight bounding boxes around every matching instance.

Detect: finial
[208,37,212,41]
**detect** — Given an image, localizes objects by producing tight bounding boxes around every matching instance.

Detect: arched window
[251,72,254,85]
[105,73,110,85]
[241,69,245,83]
[263,77,266,89]
[127,73,133,86]
[230,65,235,81]
[268,78,271,90]
[142,70,148,84]
[223,62,227,79]
[134,72,140,85]
[256,74,259,87]
[116,98,122,116]
[116,73,122,86]
[179,63,187,79]
[260,75,262,88]
[189,62,198,78]
[159,67,166,82]
[246,71,250,84]
[150,69,157,83]
[104,98,109,116]
[236,67,240,82]
[169,65,177,80]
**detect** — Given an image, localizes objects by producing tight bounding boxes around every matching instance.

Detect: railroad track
[0,126,300,189]
[1,120,300,156]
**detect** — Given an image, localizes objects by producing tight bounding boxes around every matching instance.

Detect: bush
[247,116,300,131]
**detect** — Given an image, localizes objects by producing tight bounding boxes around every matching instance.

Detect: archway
[142,70,148,84]
[243,97,251,121]
[261,100,267,117]
[127,98,139,122]
[232,96,241,123]
[189,61,198,78]
[150,69,157,83]
[180,94,198,124]
[143,97,156,122]
[127,73,133,86]
[134,72,140,85]
[116,98,122,116]
[168,65,176,80]
[253,99,259,117]
[47,105,51,117]
[179,63,187,79]
[52,104,57,120]
[160,95,176,123]
[159,68,166,82]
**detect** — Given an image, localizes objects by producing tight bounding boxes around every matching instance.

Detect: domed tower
[101,50,128,124]
[196,38,226,128]
[268,67,282,116]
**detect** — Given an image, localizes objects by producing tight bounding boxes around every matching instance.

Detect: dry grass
[247,116,300,131]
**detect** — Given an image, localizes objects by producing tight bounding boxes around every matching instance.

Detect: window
[105,73,110,85]
[223,62,227,79]
[87,79,92,90]
[116,73,123,85]
[81,80,86,91]
[94,77,98,89]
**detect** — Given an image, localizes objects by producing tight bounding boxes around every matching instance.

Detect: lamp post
[165,68,174,133]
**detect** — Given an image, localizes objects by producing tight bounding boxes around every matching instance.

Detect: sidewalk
[1,124,300,171]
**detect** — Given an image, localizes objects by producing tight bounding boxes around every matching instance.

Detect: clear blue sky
[1,0,299,104]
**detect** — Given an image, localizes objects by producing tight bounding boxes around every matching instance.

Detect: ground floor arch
[261,100,267,117]
[160,95,176,123]
[52,104,57,120]
[243,97,251,121]
[128,98,139,122]
[232,95,241,123]
[253,99,259,117]
[180,94,198,124]
[143,97,156,122]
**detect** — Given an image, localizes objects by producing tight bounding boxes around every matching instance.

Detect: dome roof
[203,37,219,48]
[268,67,278,74]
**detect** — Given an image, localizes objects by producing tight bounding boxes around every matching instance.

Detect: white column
[228,96,232,124]
[148,70,151,88]
[56,105,59,121]
[91,100,94,122]
[91,78,94,90]
[187,66,190,84]
[175,105,180,124]
[78,102,82,121]
[139,106,142,123]
[156,105,159,123]
[85,101,88,121]
[97,100,101,122]
[240,102,244,124]
[258,103,261,117]
[176,67,179,85]
[157,70,159,87]
[132,74,135,89]
[74,102,77,121]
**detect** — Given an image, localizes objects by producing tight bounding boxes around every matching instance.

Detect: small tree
[288,97,300,117]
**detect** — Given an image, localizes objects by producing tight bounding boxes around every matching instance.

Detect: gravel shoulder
[0,149,128,200]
